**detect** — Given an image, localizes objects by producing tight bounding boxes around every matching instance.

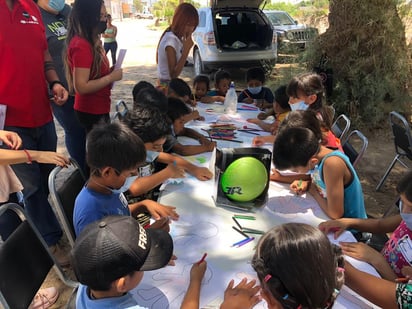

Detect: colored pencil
[232,226,249,238]
[197,253,207,265]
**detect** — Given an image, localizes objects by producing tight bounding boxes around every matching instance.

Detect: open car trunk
[213,10,273,51]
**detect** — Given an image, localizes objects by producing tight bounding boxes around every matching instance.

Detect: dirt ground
[46,19,408,307]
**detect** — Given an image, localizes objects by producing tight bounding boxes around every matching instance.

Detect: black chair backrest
[341,130,368,167]
[342,141,357,165]
[0,210,53,308]
[390,111,412,160]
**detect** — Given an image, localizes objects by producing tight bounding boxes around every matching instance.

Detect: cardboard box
[212,147,272,211]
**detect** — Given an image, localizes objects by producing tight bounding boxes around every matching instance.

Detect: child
[132,80,155,104]
[163,97,216,155]
[319,170,412,281]
[247,85,290,133]
[251,223,345,309]
[71,215,174,308]
[238,67,274,110]
[168,78,204,121]
[192,74,210,101]
[272,126,367,219]
[133,86,168,112]
[73,122,179,236]
[200,69,231,103]
[122,105,213,202]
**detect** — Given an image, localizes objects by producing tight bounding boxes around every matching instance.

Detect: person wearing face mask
[64,0,122,134]
[238,67,274,110]
[156,3,199,93]
[319,170,412,281]
[36,0,87,174]
[73,122,180,237]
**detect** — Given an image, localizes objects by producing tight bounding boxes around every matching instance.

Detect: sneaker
[29,287,59,309]
[49,244,70,266]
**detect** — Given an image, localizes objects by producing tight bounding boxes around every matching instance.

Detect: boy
[132,80,155,104]
[133,86,168,112]
[272,126,367,220]
[163,97,216,155]
[71,215,174,308]
[238,67,274,110]
[192,75,210,101]
[73,122,179,236]
[200,69,231,103]
[168,78,204,121]
[319,171,412,281]
[122,105,213,201]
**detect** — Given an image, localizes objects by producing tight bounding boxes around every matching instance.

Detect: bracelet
[49,80,64,90]
[23,149,32,164]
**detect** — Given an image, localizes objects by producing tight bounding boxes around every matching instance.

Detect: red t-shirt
[0,0,52,127]
[67,36,111,115]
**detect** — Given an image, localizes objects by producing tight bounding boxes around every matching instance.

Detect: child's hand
[168,254,177,266]
[0,130,22,149]
[202,140,216,152]
[290,179,309,195]
[193,167,213,181]
[166,162,186,179]
[190,260,207,283]
[401,266,412,279]
[339,242,381,264]
[214,96,225,103]
[252,136,265,146]
[246,118,263,126]
[257,112,268,120]
[220,278,261,309]
[109,68,123,82]
[142,200,179,220]
[318,219,348,238]
[148,216,171,232]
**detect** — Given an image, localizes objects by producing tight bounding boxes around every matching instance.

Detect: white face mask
[248,86,262,95]
[290,101,309,111]
[109,175,138,194]
[400,200,412,230]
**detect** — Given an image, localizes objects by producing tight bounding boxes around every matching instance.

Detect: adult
[65,0,122,134]
[156,3,198,91]
[102,14,118,66]
[0,0,69,264]
[36,0,87,172]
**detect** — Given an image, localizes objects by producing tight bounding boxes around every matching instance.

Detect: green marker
[233,215,256,220]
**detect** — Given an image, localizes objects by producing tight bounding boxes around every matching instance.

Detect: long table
[131,103,381,309]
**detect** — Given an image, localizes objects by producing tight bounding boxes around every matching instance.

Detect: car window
[266,12,295,26]
[199,11,206,27]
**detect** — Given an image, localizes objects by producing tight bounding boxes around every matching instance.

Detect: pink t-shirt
[381,221,412,277]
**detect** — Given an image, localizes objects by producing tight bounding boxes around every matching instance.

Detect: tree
[309,0,411,125]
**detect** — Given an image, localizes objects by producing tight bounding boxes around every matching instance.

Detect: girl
[65,0,122,133]
[102,14,118,66]
[251,223,345,308]
[156,3,199,91]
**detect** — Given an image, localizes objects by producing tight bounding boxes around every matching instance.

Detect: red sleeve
[69,36,93,69]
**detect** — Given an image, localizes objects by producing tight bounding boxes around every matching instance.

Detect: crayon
[197,252,207,265]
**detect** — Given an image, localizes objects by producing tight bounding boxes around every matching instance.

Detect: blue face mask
[48,0,65,12]
[248,86,262,95]
[290,101,309,111]
[400,200,412,230]
[110,175,138,194]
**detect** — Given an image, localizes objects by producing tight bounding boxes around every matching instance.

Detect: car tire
[194,49,204,76]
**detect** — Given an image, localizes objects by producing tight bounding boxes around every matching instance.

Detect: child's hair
[86,122,146,175]
[166,97,191,122]
[246,67,265,84]
[397,171,412,202]
[286,73,332,129]
[252,223,345,309]
[193,75,210,90]
[71,215,173,291]
[272,127,320,170]
[279,110,323,143]
[274,85,290,111]
[133,87,168,112]
[123,105,171,143]
[214,69,231,85]
[132,81,155,103]
[168,78,192,98]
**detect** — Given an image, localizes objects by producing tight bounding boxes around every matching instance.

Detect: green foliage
[152,0,201,20]
[133,0,143,13]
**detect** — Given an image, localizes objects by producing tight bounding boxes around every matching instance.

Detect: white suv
[191,0,277,76]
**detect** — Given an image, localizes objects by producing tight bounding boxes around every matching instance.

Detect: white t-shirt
[157,31,182,81]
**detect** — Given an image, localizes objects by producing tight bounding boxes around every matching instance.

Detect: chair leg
[375,155,400,191]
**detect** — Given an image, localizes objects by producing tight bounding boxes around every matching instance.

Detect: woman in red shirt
[65,0,122,133]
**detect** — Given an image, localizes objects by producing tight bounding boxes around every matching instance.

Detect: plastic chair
[0,203,78,309]
[111,100,129,121]
[341,129,368,167]
[331,114,351,141]
[48,159,86,248]
[376,111,412,191]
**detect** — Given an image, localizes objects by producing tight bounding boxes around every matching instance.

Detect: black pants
[104,41,118,66]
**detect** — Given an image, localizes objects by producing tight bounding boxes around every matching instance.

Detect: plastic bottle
[224,81,237,115]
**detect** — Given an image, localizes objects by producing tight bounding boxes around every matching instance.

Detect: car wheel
[194,49,204,76]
